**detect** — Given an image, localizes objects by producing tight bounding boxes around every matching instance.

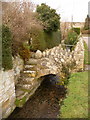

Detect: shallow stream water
[7,75,66,119]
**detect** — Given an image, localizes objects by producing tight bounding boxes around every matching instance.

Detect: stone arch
[38,73,61,88]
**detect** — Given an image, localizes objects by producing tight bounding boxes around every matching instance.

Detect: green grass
[84,41,90,65]
[60,71,88,118]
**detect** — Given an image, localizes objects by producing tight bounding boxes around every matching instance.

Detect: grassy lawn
[84,41,90,65]
[60,71,88,118]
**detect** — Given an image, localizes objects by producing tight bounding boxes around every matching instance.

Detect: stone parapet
[34,37,84,78]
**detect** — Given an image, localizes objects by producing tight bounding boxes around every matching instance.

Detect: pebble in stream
[7,75,66,119]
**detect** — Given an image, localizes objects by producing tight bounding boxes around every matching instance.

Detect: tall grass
[59,71,88,118]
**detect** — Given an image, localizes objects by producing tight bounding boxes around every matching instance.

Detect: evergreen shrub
[2,25,13,70]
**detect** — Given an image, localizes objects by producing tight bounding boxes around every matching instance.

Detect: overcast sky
[31,0,90,22]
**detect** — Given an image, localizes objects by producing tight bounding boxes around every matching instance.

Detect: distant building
[73,22,84,28]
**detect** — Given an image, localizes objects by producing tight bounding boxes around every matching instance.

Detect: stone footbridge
[15,37,84,107]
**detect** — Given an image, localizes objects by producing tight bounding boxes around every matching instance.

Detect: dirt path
[7,79,66,119]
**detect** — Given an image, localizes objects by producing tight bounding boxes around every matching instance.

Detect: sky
[31,0,90,22]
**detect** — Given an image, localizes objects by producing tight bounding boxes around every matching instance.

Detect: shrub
[60,60,76,85]
[72,27,80,35]
[19,44,30,62]
[64,30,78,50]
[2,25,13,70]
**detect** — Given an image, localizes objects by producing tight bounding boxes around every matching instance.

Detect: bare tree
[2,1,43,55]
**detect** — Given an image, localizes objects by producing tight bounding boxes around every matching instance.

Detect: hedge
[30,29,61,51]
[30,28,46,51]
[44,30,61,49]
[2,25,13,70]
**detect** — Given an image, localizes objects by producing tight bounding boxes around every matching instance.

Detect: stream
[7,75,66,119]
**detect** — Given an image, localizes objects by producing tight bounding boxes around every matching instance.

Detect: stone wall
[33,37,84,78]
[13,55,24,85]
[0,69,16,119]
[73,37,84,71]
[0,55,24,119]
